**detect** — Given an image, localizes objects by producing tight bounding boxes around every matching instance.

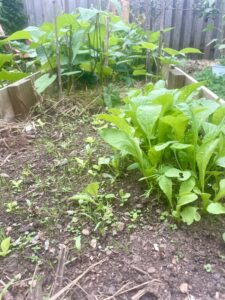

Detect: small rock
[153,243,159,252]
[180,283,189,294]
[117,222,125,232]
[0,173,10,178]
[147,267,156,274]
[90,239,97,249]
[215,292,220,299]
[82,229,90,236]
[106,250,112,256]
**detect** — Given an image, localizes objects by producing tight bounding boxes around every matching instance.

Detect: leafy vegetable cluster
[99,81,225,225]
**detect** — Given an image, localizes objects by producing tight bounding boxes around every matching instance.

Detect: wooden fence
[22,0,225,59]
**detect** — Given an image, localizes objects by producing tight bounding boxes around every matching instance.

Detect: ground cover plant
[99,81,225,226]
[195,67,225,99]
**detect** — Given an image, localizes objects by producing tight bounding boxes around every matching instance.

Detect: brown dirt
[0,96,225,300]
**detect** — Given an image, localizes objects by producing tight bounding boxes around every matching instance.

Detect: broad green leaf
[141,42,158,51]
[179,48,202,54]
[136,105,162,143]
[212,105,225,125]
[180,206,201,225]
[216,156,225,168]
[84,182,99,197]
[35,73,57,94]
[165,168,191,181]
[178,82,203,102]
[133,69,146,76]
[163,48,180,56]
[177,193,198,208]
[3,30,31,42]
[80,61,92,72]
[196,139,219,191]
[98,114,132,135]
[158,175,173,207]
[101,128,143,164]
[57,13,78,29]
[207,203,225,214]
[62,71,81,76]
[154,141,175,151]
[72,30,85,62]
[0,70,28,82]
[154,80,166,89]
[70,194,93,202]
[214,179,225,202]
[0,54,13,68]
[171,143,192,150]
[79,7,99,21]
[160,115,188,140]
[0,237,11,256]
[179,177,196,195]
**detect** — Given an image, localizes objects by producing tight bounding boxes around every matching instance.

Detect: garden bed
[0,86,225,300]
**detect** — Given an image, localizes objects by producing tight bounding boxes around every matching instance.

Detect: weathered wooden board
[167,66,225,105]
[0,73,40,121]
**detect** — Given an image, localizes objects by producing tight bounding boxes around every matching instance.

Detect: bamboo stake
[156,0,166,77]
[53,0,63,99]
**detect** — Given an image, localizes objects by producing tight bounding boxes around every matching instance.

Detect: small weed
[204,264,212,273]
[5,201,19,213]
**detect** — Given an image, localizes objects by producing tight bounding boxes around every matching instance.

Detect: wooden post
[121,0,129,23]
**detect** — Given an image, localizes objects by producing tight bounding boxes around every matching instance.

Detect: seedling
[70,182,116,234]
[0,237,11,257]
[6,201,19,213]
[11,179,23,192]
[204,264,212,273]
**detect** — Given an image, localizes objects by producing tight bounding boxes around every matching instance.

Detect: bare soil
[0,93,225,300]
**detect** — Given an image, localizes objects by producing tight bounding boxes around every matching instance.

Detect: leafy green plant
[98,81,225,225]
[70,182,116,234]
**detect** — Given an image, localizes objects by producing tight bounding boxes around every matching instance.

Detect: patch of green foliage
[0,8,201,92]
[98,81,225,225]
[0,0,27,34]
[195,68,225,100]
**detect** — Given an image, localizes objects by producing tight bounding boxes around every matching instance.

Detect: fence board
[22,0,225,59]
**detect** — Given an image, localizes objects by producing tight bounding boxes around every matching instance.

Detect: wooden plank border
[166,66,225,105]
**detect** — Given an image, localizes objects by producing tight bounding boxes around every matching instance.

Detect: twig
[1,153,12,166]
[50,258,107,300]
[131,265,149,277]
[50,244,69,296]
[103,279,161,300]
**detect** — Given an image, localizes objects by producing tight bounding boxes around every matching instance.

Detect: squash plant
[98,81,225,225]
